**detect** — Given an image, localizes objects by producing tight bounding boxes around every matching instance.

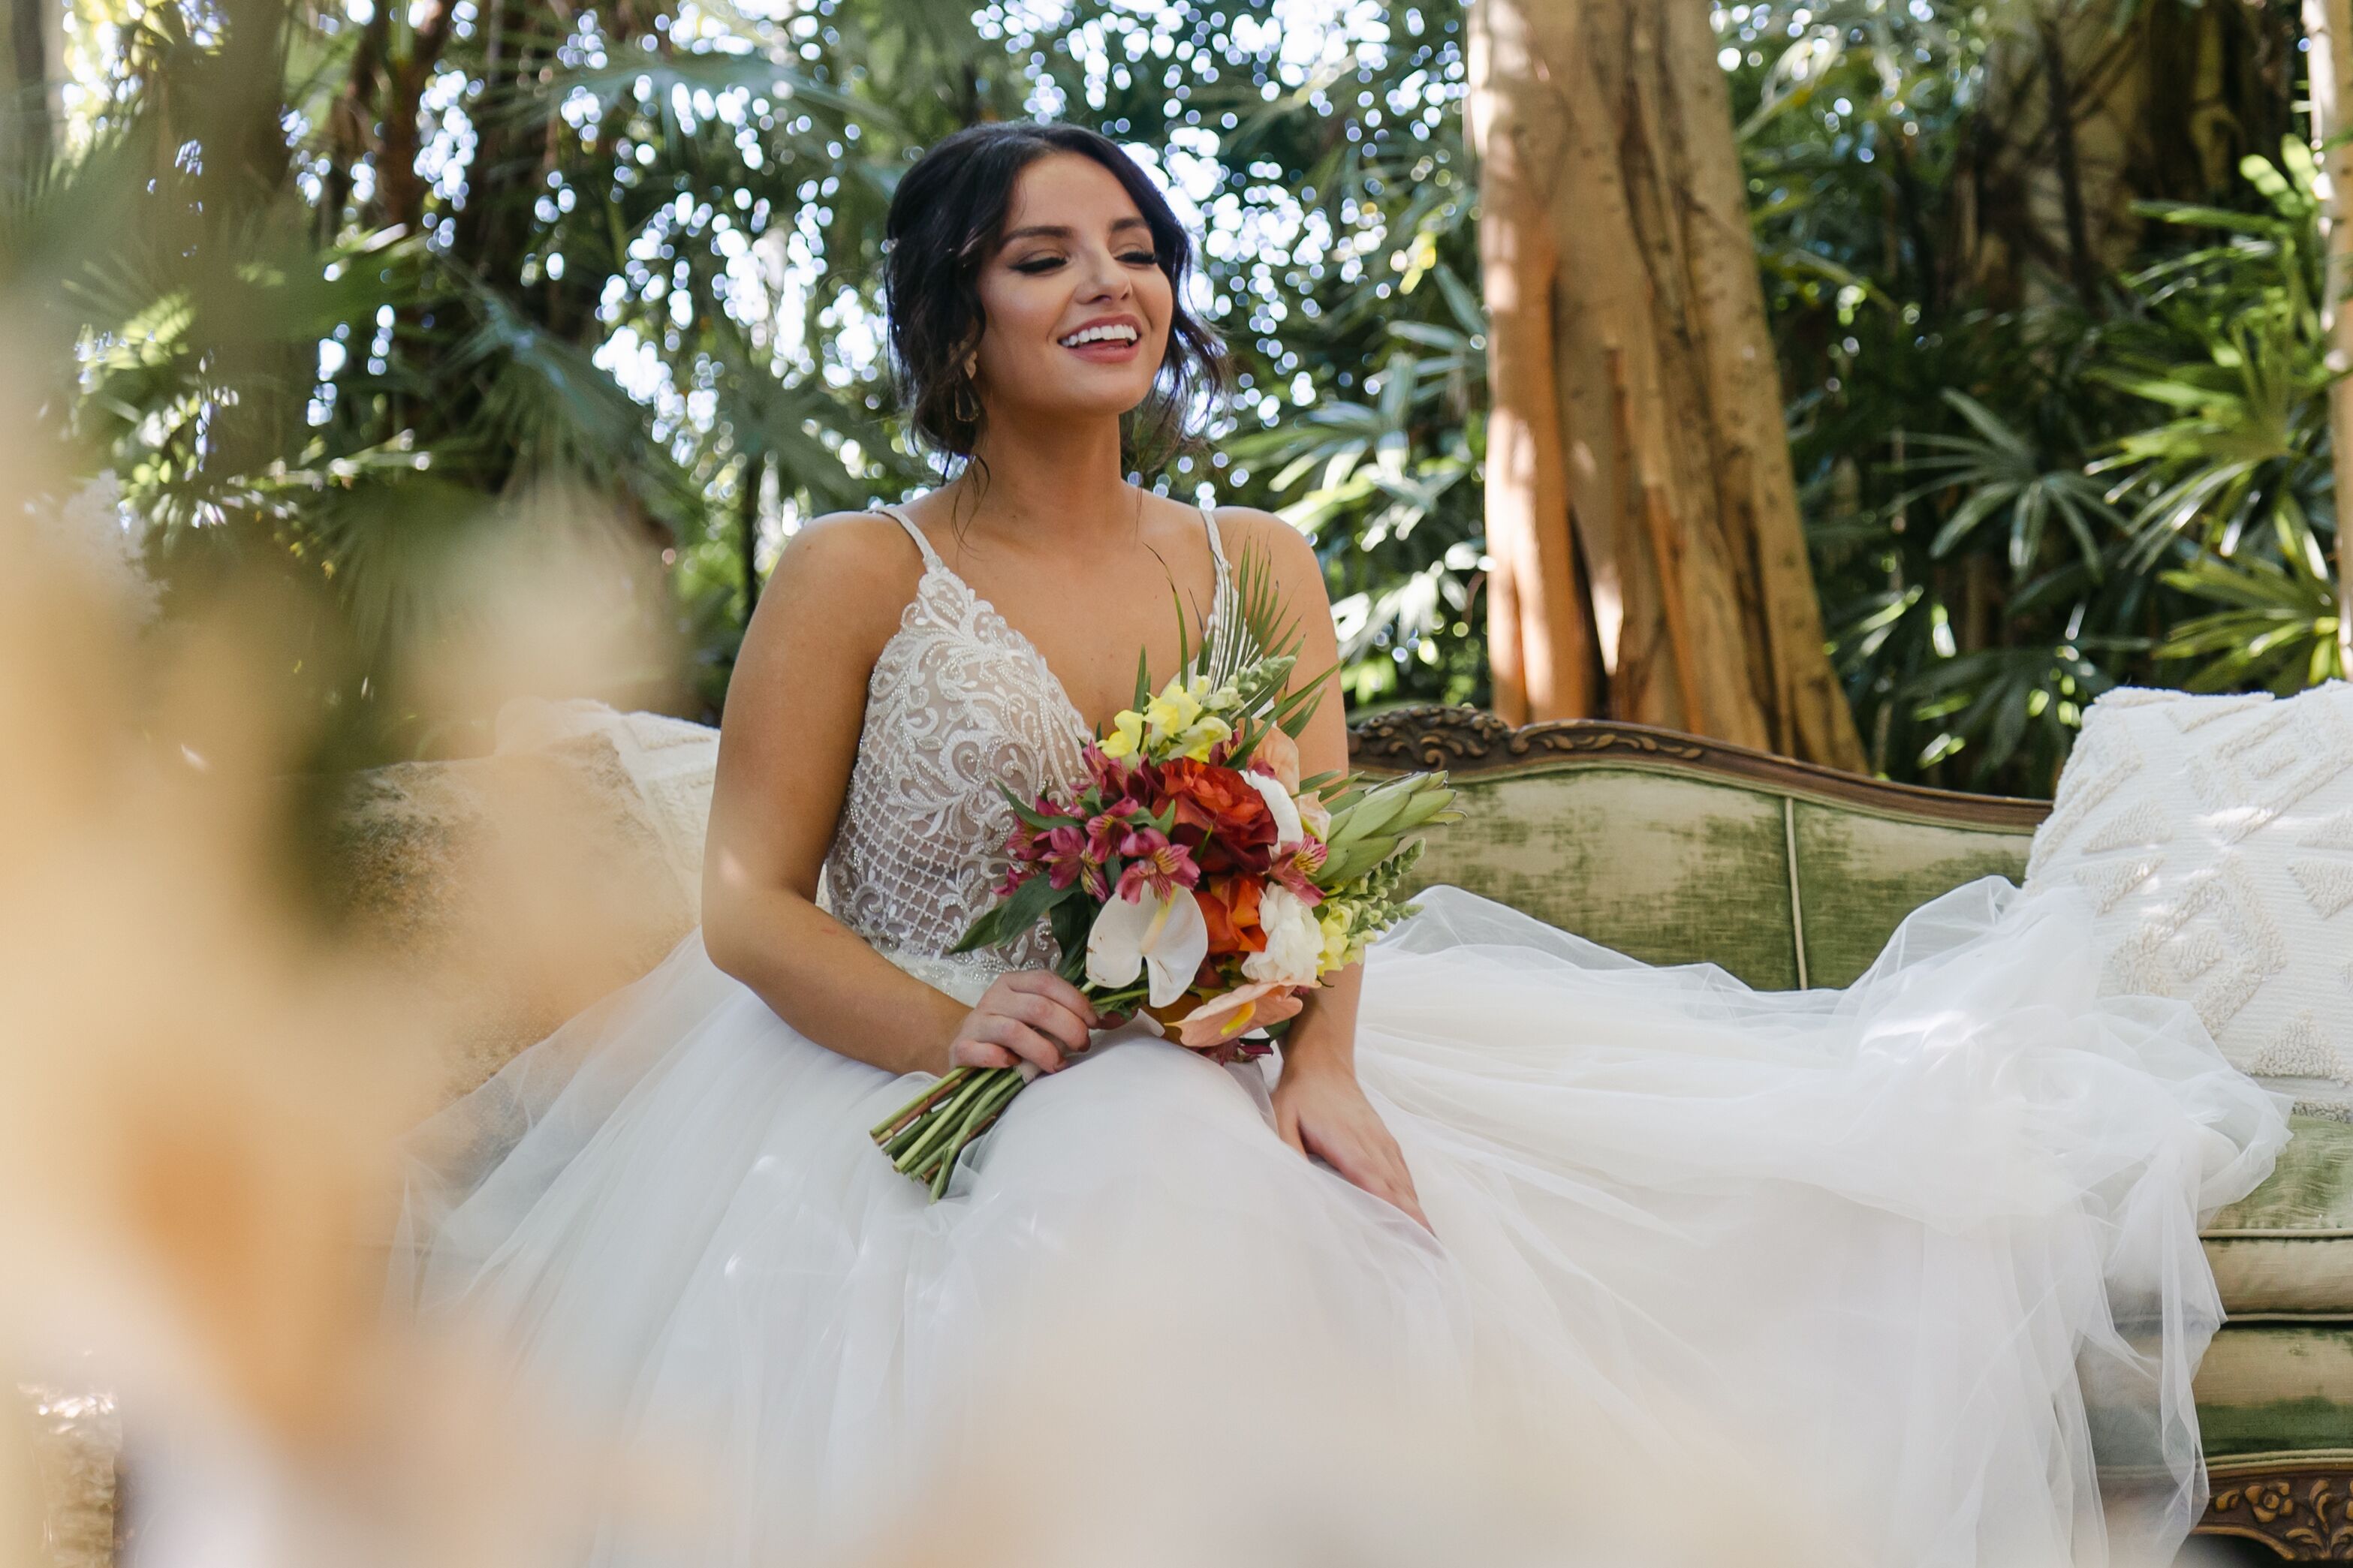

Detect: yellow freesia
[1130,674,1231,761]
[1167,717,1231,762]
[1099,709,1145,759]
[1142,678,1205,736]
[1315,902,1356,974]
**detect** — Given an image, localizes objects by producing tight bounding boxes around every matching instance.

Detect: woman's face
[970,152,1174,430]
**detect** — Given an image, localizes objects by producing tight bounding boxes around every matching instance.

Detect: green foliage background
[1731,0,2337,795]
[6,0,2345,794]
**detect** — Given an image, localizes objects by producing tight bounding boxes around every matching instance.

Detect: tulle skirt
[393,881,2288,1568]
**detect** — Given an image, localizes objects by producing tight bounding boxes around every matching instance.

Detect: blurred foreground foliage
[5,0,2345,792]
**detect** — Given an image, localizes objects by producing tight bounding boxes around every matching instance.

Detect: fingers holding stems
[881,969,1105,1194]
[905,974,1433,1232]
[951,971,1098,1074]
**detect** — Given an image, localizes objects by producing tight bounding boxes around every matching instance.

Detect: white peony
[1241,884,1325,989]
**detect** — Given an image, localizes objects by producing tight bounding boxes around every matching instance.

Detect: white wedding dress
[396,505,2288,1568]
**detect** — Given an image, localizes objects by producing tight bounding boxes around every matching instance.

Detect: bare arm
[700,515,1093,1079]
[1217,508,1426,1226]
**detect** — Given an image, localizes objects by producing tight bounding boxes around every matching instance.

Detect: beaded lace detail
[822,503,1231,998]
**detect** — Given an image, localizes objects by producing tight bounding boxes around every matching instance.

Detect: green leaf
[996,781,1077,832]
[1929,482,2019,558]
[1049,897,1094,986]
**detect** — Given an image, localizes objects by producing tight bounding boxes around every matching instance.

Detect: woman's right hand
[950,971,1099,1074]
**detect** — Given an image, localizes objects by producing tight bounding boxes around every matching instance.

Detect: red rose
[1154,758,1278,874]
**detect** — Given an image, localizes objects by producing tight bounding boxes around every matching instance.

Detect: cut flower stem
[873,1063,1035,1197]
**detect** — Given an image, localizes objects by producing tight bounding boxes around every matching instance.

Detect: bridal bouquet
[870,558,1459,1196]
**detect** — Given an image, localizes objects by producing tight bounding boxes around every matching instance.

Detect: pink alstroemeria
[1083,799,1144,862]
[1038,823,1092,891]
[1083,742,1154,806]
[1003,815,1045,864]
[1005,797,1083,862]
[1113,826,1201,903]
[1267,838,1327,907]
[1081,739,1125,784]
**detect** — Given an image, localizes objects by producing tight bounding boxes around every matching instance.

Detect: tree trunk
[376,0,456,235]
[321,0,390,239]
[1465,0,1595,726]
[1960,0,2292,309]
[1467,0,1864,769]
[2309,0,2353,676]
[6,0,50,173]
[2038,20,2104,306]
[739,452,765,625]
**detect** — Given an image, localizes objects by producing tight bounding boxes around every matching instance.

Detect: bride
[399,122,2288,1566]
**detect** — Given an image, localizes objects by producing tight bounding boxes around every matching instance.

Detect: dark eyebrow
[999,216,1152,245]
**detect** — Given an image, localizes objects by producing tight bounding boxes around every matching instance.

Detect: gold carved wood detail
[2204,1464,2353,1559]
[1348,706,2052,832]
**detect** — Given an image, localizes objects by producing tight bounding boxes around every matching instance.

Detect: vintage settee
[1353,706,2351,1561]
[26,703,2352,1562]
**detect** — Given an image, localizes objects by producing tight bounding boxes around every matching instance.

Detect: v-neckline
[917,558,1225,743]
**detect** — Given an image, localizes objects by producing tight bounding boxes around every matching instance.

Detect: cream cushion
[2023,682,2353,1115]
[331,699,720,1099]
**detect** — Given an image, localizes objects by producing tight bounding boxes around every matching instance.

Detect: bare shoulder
[762,510,926,628]
[731,509,926,696]
[1210,505,1327,595]
[773,509,924,594]
[1209,504,1315,562]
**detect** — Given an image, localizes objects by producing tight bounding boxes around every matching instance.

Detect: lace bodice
[822,502,1231,1002]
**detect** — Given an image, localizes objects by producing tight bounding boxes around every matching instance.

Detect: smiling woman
[385,115,2291,1568]
[880,122,1228,472]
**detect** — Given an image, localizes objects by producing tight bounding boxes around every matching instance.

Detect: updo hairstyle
[882,122,1228,473]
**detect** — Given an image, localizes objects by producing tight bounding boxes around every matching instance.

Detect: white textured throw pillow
[2024,682,2353,1115]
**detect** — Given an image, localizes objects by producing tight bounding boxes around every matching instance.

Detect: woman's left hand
[1271,1052,1429,1231]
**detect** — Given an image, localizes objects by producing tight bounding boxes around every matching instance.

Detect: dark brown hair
[883,122,1228,474]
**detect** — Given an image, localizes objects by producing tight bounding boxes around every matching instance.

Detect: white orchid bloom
[1240,769,1303,847]
[1085,886,1209,1008]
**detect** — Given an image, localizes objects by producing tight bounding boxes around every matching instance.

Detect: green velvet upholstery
[2194,1326,2353,1458]
[1788,802,2031,989]
[1406,768,1810,989]
[2205,1116,2353,1318]
[1379,748,2037,991]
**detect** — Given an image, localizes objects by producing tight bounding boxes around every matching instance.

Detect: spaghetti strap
[1198,504,1231,609]
[873,503,942,570]
[1198,503,1228,569]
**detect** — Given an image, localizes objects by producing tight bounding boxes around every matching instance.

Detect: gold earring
[952,377,981,425]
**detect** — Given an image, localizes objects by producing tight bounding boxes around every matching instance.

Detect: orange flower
[1155,757,1276,873]
[1251,723,1303,792]
[1194,874,1266,956]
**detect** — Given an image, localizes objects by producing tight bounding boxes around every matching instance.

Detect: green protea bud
[1317,772,1457,886]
